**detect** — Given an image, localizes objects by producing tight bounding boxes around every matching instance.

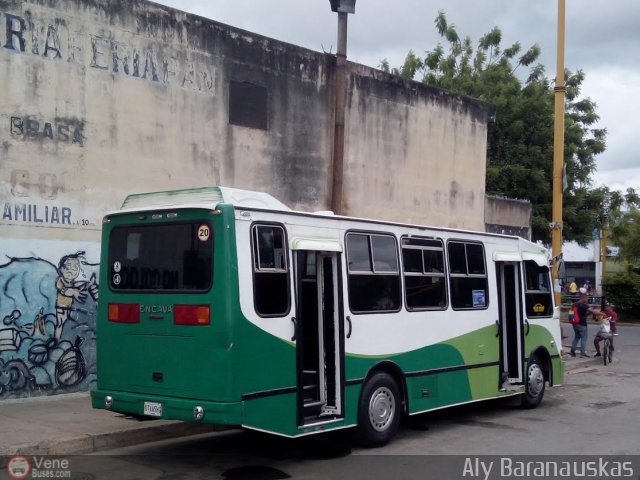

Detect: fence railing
[561,293,602,306]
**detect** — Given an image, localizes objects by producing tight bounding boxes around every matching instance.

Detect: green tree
[609,189,640,267]
[380,11,609,244]
[601,190,640,314]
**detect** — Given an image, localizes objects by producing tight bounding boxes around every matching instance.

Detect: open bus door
[294,249,345,428]
[496,261,525,389]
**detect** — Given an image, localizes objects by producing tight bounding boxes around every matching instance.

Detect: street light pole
[329,0,356,215]
[551,0,566,306]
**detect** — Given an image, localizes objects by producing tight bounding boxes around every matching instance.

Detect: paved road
[60,325,640,479]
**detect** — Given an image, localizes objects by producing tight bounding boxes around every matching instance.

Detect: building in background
[0,0,516,399]
[484,196,532,240]
[562,236,622,297]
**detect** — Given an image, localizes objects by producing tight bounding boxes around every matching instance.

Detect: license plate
[143,401,163,417]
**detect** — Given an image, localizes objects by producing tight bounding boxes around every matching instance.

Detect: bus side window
[346,232,401,313]
[252,224,290,317]
[448,241,488,310]
[401,237,447,310]
[524,260,553,317]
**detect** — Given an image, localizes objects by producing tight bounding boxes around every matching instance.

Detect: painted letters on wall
[1,8,216,95]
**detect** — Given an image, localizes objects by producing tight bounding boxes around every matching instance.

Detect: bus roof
[119,186,292,212]
[112,186,549,264]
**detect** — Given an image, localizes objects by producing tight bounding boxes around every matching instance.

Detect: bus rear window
[108,222,213,291]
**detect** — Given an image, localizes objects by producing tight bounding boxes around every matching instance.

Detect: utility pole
[329,0,356,215]
[601,228,607,307]
[551,0,566,306]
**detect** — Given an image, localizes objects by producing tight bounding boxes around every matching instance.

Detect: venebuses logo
[5,456,71,479]
[7,456,30,479]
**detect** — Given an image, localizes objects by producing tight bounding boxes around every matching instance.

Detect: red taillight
[174,305,210,326]
[108,303,140,323]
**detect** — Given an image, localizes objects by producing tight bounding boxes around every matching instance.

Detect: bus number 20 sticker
[198,224,210,242]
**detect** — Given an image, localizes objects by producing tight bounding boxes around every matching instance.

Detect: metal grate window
[229,81,268,130]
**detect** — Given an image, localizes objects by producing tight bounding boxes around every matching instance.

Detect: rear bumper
[91,389,242,425]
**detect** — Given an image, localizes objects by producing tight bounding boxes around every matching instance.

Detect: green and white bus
[91,186,564,446]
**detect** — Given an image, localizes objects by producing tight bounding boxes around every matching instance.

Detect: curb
[4,422,225,456]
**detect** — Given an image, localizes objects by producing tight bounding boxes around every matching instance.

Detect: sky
[152,0,640,193]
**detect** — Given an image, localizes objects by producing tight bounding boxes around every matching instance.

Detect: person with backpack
[570,289,596,358]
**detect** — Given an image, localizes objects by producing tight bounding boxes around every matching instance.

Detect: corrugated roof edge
[119,186,292,212]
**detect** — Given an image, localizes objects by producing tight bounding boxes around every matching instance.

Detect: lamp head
[329,0,356,14]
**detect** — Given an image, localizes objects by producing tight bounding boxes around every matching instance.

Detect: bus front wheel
[520,355,545,409]
[356,372,401,447]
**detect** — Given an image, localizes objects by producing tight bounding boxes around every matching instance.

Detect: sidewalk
[0,392,221,456]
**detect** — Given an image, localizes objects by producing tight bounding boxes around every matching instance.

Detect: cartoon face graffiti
[60,257,81,282]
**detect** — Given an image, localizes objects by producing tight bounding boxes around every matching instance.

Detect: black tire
[603,344,609,366]
[520,355,545,409]
[355,372,402,448]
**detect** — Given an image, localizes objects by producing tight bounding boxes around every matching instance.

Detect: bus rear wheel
[520,355,545,409]
[356,372,401,447]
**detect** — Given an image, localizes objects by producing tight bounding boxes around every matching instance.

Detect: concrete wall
[346,68,493,229]
[484,196,532,240]
[0,0,494,399]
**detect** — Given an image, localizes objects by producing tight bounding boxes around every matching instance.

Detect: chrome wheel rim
[526,363,544,397]
[368,386,395,432]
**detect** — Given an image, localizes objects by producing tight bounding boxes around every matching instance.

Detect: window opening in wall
[229,81,268,130]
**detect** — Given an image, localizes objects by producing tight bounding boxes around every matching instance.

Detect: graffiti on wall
[0,251,98,398]
[1,9,216,95]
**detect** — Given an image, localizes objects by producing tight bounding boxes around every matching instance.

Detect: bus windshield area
[108,221,213,291]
